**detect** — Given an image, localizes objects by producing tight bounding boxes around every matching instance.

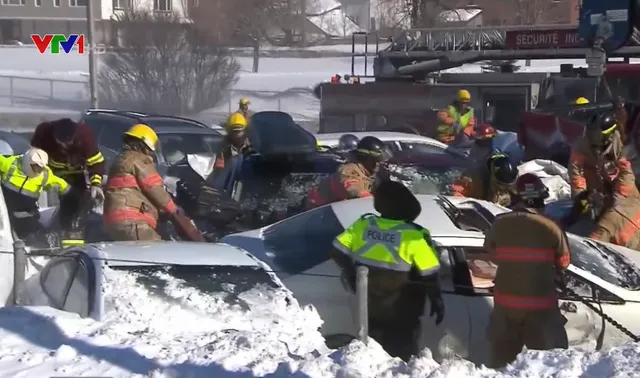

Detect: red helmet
[475,123,497,140]
[515,173,549,200]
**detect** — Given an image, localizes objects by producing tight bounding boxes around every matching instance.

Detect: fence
[0,74,315,116]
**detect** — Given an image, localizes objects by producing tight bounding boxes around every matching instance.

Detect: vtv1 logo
[30,34,106,55]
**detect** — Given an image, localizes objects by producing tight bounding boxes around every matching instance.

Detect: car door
[258,207,356,345]
[419,246,471,363]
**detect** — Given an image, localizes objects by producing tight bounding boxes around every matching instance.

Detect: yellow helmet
[239,97,250,106]
[457,89,471,102]
[124,124,158,151]
[227,113,248,131]
[575,97,590,105]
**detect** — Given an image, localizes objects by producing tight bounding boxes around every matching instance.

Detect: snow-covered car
[221,194,640,365]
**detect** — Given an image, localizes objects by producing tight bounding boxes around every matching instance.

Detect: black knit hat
[373,180,421,221]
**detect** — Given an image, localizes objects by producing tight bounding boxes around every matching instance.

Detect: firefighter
[484,173,570,369]
[569,112,636,214]
[31,118,105,247]
[214,113,252,170]
[451,153,518,207]
[436,89,476,144]
[335,133,359,153]
[0,148,71,243]
[103,124,204,242]
[306,136,388,209]
[330,180,444,362]
[589,170,640,249]
[225,97,252,127]
[468,123,498,162]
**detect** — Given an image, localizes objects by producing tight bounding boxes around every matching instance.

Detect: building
[0,0,189,44]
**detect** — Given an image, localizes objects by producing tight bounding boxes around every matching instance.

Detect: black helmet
[374,180,421,221]
[587,112,617,147]
[355,136,386,160]
[337,134,359,151]
[52,118,77,144]
[489,154,518,185]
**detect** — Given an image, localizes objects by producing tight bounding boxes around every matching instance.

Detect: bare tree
[98,9,239,116]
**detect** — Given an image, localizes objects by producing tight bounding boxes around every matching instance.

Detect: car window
[397,142,450,156]
[157,133,224,166]
[262,206,345,273]
[570,238,640,291]
[40,255,90,316]
[83,115,132,151]
[437,249,455,291]
[114,265,281,309]
[64,262,90,317]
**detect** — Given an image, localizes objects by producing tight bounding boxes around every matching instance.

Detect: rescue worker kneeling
[451,153,518,207]
[484,173,570,369]
[330,180,444,362]
[103,124,204,242]
[0,148,70,242]
[306,136,388,209]
[569,112,636,209]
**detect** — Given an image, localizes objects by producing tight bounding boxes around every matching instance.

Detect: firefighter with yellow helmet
[214,113,252,170]
[575,97,590,105]
[103,124,204,242]
[330,180,444,362]
[226,97,252,127]
[436,89,476,144]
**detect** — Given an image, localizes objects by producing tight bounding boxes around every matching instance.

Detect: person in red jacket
[31,118,105,247]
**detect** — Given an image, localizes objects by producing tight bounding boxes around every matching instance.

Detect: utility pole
[86,0,98,108]
[300,0,306,47]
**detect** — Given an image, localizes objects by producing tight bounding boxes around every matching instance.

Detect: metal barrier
[356,265,369,343]
[0,74,88,107]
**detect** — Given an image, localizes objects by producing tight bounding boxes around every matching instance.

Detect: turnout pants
[58,174,91,247]
[105,222,161,242]
[488,305,568,369]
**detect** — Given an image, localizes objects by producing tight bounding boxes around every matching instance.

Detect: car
[0,130,31,155]
[220,194,640,365]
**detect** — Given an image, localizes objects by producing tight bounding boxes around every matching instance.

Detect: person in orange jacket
[569,112,636,215]
[436,89,476,144]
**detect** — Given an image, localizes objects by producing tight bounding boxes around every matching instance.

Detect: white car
[221,195,640,365]
[315,131,467,159]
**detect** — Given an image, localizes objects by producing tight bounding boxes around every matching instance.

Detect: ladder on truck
[349,31,383,78]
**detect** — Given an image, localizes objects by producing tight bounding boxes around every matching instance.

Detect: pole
[356,265,369,344]
[86,0,98,108]
[13,239,26,306]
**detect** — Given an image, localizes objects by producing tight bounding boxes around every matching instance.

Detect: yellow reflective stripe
[86,152,105,166]
[49,160,68,168]
[602,124,617,135]
[62,239,85,247]
[89,174,102,185]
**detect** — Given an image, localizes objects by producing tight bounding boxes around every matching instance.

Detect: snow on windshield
[569,237,640,290]
[388,165,463,195]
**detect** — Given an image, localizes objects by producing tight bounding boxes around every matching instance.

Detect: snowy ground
[2,265,640,378]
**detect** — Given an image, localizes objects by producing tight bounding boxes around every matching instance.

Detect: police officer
[330,180,444,362]
[485,172,570,369]
[0,148,71,243]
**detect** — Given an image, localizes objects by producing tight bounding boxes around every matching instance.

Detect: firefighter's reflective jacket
[590,194,640,250]
[484,208,570,310]
[103,148,177,231]
[569,131,636,199]
[451,167,513,207]
[306,161,373,208]
[31,121,105,189]
[332,215,440,296]
[0,154,69,212]
[436,105,476,143]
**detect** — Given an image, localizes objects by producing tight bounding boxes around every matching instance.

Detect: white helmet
[0,140,13,156]
[22,148,48,178]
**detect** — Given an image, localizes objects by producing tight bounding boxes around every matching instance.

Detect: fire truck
[318,1,640,162]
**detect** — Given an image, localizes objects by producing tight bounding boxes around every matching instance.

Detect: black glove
[428,294,445,326]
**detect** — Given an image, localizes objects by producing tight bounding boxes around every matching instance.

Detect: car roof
[329,194,508,239]
[316,132,448,149]
[84,109,213,129]
[86,241,261,267]
[153,126,223,135]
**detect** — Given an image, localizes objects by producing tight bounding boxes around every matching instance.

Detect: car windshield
[112,265,281,308]
[569,237,640,290]
[158,133,224,166]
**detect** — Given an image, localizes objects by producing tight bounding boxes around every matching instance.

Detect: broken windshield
[568,237,640,290]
